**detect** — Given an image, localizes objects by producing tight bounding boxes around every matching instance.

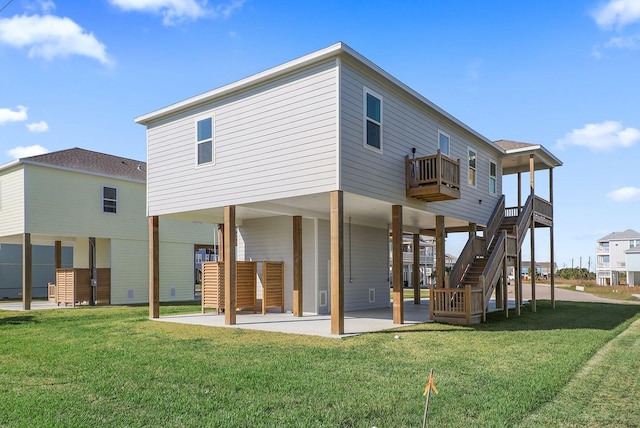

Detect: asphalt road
[513,282,640,305]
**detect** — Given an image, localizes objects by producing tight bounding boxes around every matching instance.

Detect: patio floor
[154,298,513,338]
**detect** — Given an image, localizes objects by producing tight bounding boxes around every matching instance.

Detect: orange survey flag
[423,371,439,395]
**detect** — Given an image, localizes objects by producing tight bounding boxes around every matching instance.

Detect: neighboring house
[0,148,216,307]
[520,261,557,279]
[596,229,640,285]
[136,42,562,332]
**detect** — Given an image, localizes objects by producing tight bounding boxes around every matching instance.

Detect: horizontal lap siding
[110,239,148,304]
[24,165,147,239]
[339,60,502,226]
[0,167,24,237]
[147,61,339,216]
[159,242,195,302]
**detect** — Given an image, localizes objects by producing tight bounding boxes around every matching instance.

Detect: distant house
[596,229,640,285]
[0,148,215,307]
[136,42,562,331]
[520,261,557,279]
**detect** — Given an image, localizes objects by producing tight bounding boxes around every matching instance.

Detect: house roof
[626,246,640,254]
[598,229,640,242]
[494,139,563,174]
[14,148,146,183]
[135,41,500,151]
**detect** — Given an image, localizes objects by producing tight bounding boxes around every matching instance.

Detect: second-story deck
[406,151,460,202]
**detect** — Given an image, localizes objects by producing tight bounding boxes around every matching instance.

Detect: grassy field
[1,300,639,427]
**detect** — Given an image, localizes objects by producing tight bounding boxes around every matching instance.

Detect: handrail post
[405,155,411,190]
[481,277,486,322]
[465,284,471,324]
[436,149,442,187]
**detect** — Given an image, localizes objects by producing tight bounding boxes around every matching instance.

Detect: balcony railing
[406,150,460,202]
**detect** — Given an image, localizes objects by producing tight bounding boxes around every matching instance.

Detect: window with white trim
[364,88,382,151]
[196,117,213,165]
[468,148,477,187]
[489,161,497,195]
[438,131,450,156]
[103,186,117,214]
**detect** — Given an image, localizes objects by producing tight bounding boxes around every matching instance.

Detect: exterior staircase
[432,194,542,325]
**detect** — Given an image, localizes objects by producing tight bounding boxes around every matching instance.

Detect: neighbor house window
[438,131,450,156]
[196,117,213,165]
[103,186,117,214]
[468,148,477,187]
[489,161,497,194]
[364,88,382,151]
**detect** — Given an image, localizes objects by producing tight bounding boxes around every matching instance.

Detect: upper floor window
[364,88,382,151]
[438,131,450,156]
[489,161,497,194]
[103,186,117,214]
[630,239,640,248]
[468,148,477,187]
[196,117,213,165]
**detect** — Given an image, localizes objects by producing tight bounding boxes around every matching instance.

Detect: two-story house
[0,148,216,308]
[596,229,640,285]
[136,42,562,333]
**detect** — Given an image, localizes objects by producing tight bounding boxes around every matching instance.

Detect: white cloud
[109,0,244,25]
[607,187,640,202]
[0,105,28,125]
[7,145,49,159]
[556,121,640,151]
[0,14,111,65]
[605,33,640,49]
[593,0,640,29]
[26,121,49,132]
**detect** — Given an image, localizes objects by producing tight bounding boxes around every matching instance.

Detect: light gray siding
[147,60,340,217]
[339,59,503,226]
[342,223,389,311]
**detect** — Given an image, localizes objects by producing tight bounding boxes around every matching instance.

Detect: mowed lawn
[1,300,639,427]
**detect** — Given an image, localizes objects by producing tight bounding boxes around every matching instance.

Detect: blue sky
[1,0,639,270]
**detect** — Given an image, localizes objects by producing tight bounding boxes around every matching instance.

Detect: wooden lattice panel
[201,261,257,314]
[201,262,224,314]
[55,268,91,307]
[262,261,284,314]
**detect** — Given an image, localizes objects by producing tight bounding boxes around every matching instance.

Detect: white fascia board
[504,144,563,168]
[0,159,21,172]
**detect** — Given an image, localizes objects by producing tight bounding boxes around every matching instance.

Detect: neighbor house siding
[159,242,195,301]
[24,165,147,240]
[339,59,502,226]
[0,166,25,237]
[110,238,148,304]
[146,60,340,217]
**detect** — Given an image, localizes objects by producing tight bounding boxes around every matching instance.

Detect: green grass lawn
[1,300,639,427]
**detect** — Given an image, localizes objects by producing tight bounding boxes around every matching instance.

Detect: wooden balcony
[406,151,460,202]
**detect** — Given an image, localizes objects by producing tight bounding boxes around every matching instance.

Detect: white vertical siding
[0,166,25,237]
[339,59,503,226]
[343,223,389,311]
[146,60,340,216]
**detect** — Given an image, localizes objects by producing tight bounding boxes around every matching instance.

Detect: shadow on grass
[0,315,38,325]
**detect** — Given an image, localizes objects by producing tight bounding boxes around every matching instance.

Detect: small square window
[103,186,117,214]
[196,117,213,165]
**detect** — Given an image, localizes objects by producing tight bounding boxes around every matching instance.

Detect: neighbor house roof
[598,229,640,242]
[625,246,640,254]
[11,148,147,183]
